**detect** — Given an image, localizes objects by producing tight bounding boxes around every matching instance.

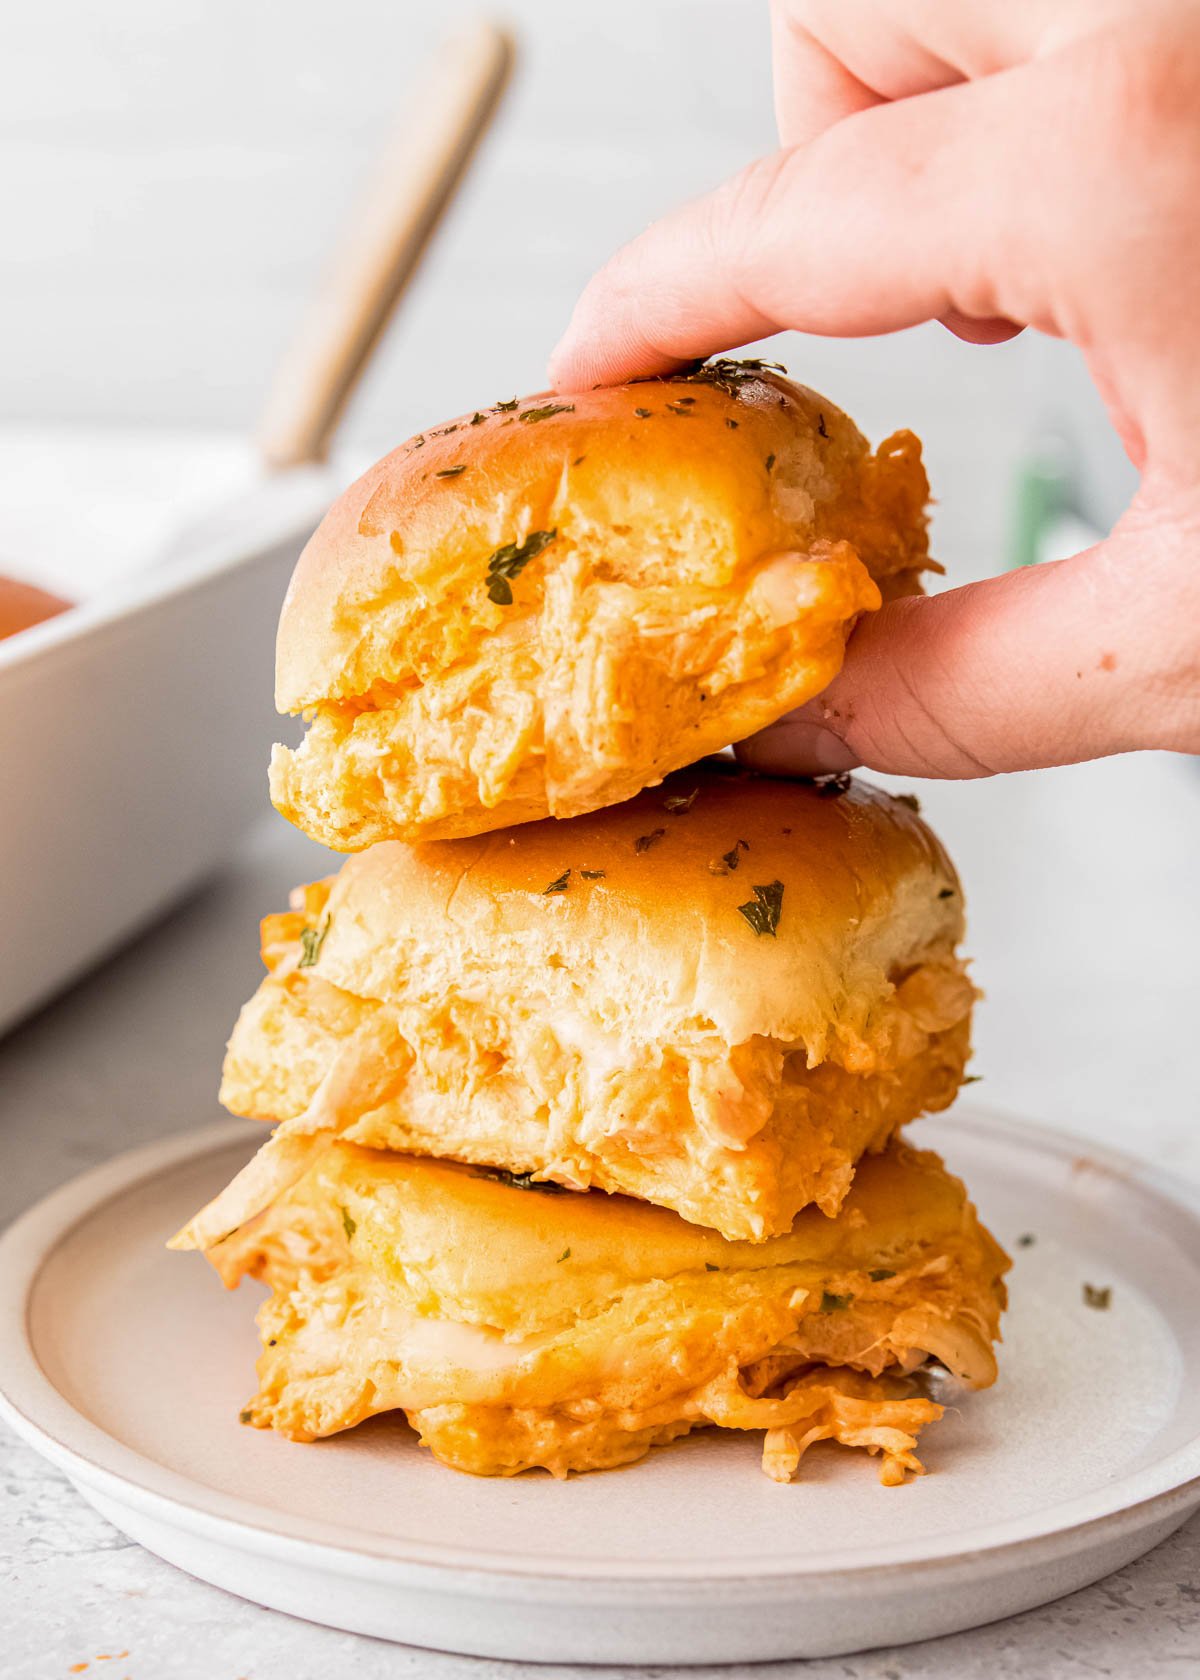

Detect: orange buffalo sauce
[0,575,71,640]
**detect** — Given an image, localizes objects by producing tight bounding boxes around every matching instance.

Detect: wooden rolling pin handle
[258,19,515,470]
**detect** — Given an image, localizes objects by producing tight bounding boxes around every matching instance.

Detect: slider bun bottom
[207,1141,1008,1481]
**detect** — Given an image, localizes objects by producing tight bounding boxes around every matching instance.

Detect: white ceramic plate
[3,1108,1199,1665]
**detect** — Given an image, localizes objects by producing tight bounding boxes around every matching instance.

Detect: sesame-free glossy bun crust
[174,769,974,1248]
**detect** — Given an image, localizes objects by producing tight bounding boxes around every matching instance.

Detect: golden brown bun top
[313,765,962,1052]
[275,364,929,711]
[307,1138,998,1336]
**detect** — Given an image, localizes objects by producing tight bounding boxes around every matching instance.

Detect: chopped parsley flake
[471,1165,568,1195]
[435,465,467,478]
[737,880,784,938]
[1083,1283,1112,1310]
[542,869,571,895]
[580,869,605,880]
[705,1262,720,1272]
[868,1269,896,1282]
[765,453,775,472]
[666,356,787,398]
[494,398,519,411]
[895,793,921,813]
[298,918,330,968]
[708,838,749,876]
[819,1290,853,1313]
[557,1247,572,1263]
[634,407,652,419]
[1017,1233,1036,1248]
[340,1205,356,1240]
[664,788,698,813]
[519,402,575,424]
[635,828,666,854]
[485,528,558,605]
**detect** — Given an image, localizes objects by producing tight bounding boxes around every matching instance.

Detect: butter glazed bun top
[174,765,974,1249]
[270,362,932,848]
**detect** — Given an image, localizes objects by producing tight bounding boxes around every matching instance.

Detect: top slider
[269,361,933,847]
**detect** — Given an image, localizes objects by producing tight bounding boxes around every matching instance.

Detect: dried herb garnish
[634,407,652,419]
[520,402,575,424]
[472,1165,568,1195]
[938,887,956,899]
[664,788,698,813]
[962,1074,983,1086]
[240,1410,253,1424]
[817,413,828,438]
[705,1262,719,1273]
[667,356,787,399]
[868,1269,896,1282]
[557,1247,572,1263]
[895,793,921,813]
[580,869,605,880]
[485,528,558,605]
[340,1205,356,1240]
[573,455,586,466]
[1083,1283,1112,1310]
[410,433,426,449]
[470,411,486,425]
[708,838,749,876]
[635,828,666,854]
[765,453,776,472]
[543,869,571,895]
[819,1290,853,1313]
[666,403,693,416]
[738,880,784,937]
[435,465,467,478]
[1017,1233,1036,1248]
[495,398,519,411]
[725,418,739,429]
[298,918,330,968]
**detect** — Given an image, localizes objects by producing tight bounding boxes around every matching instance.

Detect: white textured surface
[3,745,1199,1675]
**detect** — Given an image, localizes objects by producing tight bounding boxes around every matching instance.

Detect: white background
[1,3,1197,1675]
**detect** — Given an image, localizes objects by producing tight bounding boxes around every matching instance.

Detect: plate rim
[3,1108,1200,1589]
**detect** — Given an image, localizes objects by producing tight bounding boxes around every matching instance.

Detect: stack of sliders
[172,362,1009,1484]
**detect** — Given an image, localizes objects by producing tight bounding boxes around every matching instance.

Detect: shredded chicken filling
[270,545,879,845]
[216,1207,999,1482]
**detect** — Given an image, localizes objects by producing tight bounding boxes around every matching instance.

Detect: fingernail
[737,720,860,777]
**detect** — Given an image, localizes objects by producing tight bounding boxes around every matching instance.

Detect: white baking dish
[0,427,337,1036]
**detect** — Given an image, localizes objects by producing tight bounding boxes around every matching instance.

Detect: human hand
[549,1,1200,777]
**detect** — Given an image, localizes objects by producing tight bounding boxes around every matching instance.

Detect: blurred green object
[1008,432,1075,569]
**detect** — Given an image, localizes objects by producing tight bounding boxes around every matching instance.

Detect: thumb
[735,510,1200,778]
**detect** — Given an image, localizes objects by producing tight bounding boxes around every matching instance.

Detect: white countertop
[4,750,1199,1679]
